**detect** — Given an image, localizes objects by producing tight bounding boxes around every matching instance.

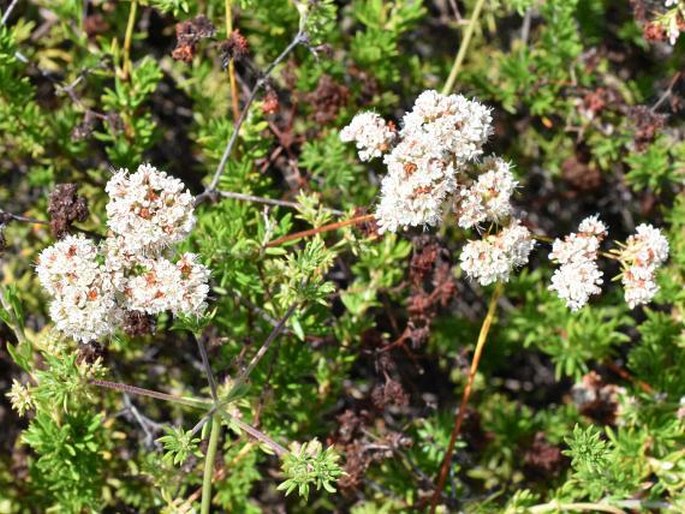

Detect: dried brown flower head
[47,183,89,239]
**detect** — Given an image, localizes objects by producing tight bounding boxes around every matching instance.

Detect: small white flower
[621,223,669,269]
[622,265,660,308]
[36,234,101,296]
[121,253,210,316]
[375,137,458,233]
[457,157,517,228]
[577,214,608,239]
[667,13,680,45]
[339,112,396,161]
[48,277,123,342]
[105,164,196,253]
[501,221,535,268]
[549,233,601,265]
[616,224,669,308]
[401,90,492,164]
[174,253,211,316]
[549,259,604,311]
[122,256,183,314]
[459,221,534,285]
[548,216,607,310]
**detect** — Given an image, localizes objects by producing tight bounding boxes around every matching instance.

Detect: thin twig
[195,333,219,403]
[442,0,487,95]
[429,282,503,513]
[0,209,48,226]
[90,379,211,410]
[122,393,165,448]
[216,190,343,215]
[225,0,240,123]
[1,0,20,25]
[230,303,298,392]
[201,30,307,196]
[520,8,532,46]
[222,414,288,457]
[266,213,374,247]
[188,301,299,438]
[651,71,682,113]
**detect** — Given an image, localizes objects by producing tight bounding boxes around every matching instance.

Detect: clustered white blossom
[342,90,492,233]
[617,223,669,308]
[106,163,196,253]
[455,156,518,229]
[339,112,397,162]
[459,221,535,285]
[341,90,533,285]
[548,215,607,311]
[36,164,209,343]
[341,91,670,309]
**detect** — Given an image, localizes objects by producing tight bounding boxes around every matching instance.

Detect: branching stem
[216,190,344,215]
[202,30,306,195]
[90,379,211,409]
[266,213,374,247]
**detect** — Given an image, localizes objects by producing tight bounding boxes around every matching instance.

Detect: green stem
[122,0,138,80]
[442,0,487,94]
[201,415,222,514]
[90,379,211,410]
[529,501,626,514]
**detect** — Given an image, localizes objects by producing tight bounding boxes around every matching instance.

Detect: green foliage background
[0,0,684,512]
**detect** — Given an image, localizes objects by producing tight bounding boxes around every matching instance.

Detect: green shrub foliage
[1,0,684,512]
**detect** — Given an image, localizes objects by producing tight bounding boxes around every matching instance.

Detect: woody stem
[265,214,375,247]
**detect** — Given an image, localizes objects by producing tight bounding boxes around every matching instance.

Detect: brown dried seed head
[48,183,89,239]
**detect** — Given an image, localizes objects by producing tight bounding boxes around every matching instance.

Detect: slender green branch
[195,334,219,403]
[200,415,222,514]
[90,379,211,410]
[218,411,288,457]
[529,501,626,514]
[229,303,298,393]
[122,0,138,81]
[442,0,487,94]
[225,0,240,123]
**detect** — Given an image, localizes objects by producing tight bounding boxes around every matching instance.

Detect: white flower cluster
[342,91,534,285]
[618,223,669,308]
[455,156,517,229]
[106,163,196,253]
[36,164,209,343]
[548,215,607,311]
[341,90,493,233]
[339,112,396,162]
[459,221,534,286]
